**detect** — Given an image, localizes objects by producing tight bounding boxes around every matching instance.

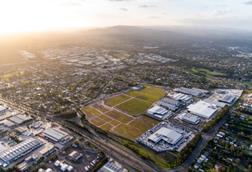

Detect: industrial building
[43,127,69,143]
[157,97,181,111]
[0,105,8,115]
[98,158,128,172]
[187,101,218,119]
[147,105,172,120]
[137,122,194,152]
[8,114,32,125]
[204,89,243,108]
[218,95,236,104]
[54,160,74,172]
[177,112,200,125]
[174,87,209,97]
[148,127,183,145]
[0,138,44,168]
[171,93,193,105]
[68,150,83,162]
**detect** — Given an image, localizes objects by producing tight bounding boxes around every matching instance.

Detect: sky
[0,0,252,34]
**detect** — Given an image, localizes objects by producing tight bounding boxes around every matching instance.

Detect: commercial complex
[147,105,171,120]
[8,114,32,125]
[204,89,243,108]
[170,93,193,105]
[0,138,44,168]
[43,127,69,143]
[148,127,183,145]
[187,101,218,119]
[138,122,194,152]
[177,112,200,125]
[157,97,181,111]
[174,87,209,97]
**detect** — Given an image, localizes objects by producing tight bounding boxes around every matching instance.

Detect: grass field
[104,94,131,107]
[116,98,152,116]
[191,67,226,77]
[126,85,166,103]
[82,85,165,140]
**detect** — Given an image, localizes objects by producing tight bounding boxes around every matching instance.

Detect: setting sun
[0,0,94,34]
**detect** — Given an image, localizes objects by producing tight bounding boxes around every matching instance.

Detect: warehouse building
[68,151,83,162]
[138,122,193,152]
[218,95,236,104]
[98,158,128,172]
[174,87,209,97]
[0,105,8,115]
[204,89,243,108]
[177,112,200,125]
[171,93,193,105]
[0,138,44,168]
[187,101,218,119]
[8,114,32,125]
[147,105,172,120]
[43,127,69,143]
[157,97,181,111]
[148,127,183,145]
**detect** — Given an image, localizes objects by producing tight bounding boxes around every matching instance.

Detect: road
[168,114,229,172]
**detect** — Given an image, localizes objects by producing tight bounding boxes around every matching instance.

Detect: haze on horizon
[0,0,252,34]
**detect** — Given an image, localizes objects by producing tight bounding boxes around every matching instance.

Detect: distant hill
[0,25,252,64]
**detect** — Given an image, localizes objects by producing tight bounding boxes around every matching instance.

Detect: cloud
[139,5,156,8]
[120,8,128,11]
[245,0,252,5]
[60,0,85,7]
[108,0,131,1]
[212,9,231,17]
[148,16,160,19]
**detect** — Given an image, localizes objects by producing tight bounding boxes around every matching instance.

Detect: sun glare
[0,0,93,34]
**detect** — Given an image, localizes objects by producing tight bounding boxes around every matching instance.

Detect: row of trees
[202,106,229,132]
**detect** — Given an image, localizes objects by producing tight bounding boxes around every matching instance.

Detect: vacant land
[104,94,131,107]
[82,104,158,140]
[82,85,164,140]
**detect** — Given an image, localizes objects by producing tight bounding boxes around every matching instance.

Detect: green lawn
[243,82,252,91]
[116,98,152,116]
[191,67,226,77]
[104,94,131,106]
[127,85,166,103]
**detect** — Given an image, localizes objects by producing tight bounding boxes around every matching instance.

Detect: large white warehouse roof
[187,101,218,119]
[148,127,183,145]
